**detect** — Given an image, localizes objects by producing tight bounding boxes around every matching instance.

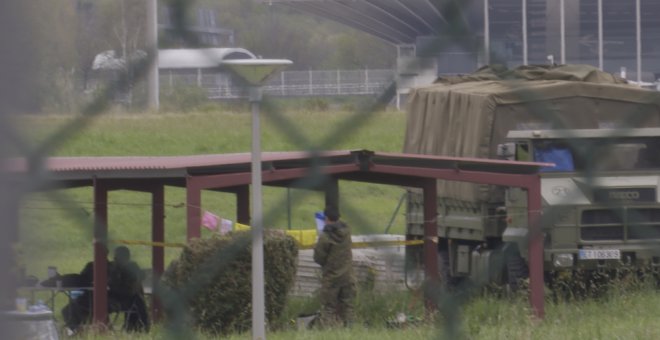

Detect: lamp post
[222,59,292,340]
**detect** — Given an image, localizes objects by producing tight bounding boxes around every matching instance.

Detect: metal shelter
[6,149,548,324]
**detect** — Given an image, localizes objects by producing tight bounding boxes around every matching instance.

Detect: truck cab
[501,128,660,275]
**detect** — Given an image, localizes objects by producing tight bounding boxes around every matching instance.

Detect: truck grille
[581,226,624,241]
[580,208,660,241]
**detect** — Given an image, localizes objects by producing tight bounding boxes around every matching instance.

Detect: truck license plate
[578,249,621,260]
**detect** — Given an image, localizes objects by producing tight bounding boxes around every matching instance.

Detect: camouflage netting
[436,64,629,85]
[163,230,298,335]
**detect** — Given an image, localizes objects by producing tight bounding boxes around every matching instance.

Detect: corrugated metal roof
[4,151,351,173]
[3,150,548,190]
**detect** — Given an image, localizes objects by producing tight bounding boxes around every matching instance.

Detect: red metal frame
[16,151,546,326]
[151,185,165,321]
[92,178,108,326]
[183,159,545,318]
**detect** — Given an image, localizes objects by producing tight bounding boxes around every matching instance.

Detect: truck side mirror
[496,142,516,160]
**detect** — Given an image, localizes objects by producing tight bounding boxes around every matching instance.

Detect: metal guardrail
[161,69,395,99]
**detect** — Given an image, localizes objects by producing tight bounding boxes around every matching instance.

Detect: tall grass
[63,287,660,339]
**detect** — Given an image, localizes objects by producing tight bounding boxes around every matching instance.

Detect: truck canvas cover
[403,64,660,203]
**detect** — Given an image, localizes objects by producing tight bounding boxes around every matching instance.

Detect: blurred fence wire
[3,0,660,339]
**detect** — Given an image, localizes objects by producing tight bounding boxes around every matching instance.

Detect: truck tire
[506,251,529,292]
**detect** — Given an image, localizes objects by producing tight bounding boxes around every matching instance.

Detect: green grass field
[13,107,660,339]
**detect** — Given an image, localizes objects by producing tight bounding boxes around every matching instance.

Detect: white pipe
[522,0,528,65]
[560,0,565,64]
[250,86,265,340]
[146,0,159,110]
[636,0,642,84]
[484,0,490,65]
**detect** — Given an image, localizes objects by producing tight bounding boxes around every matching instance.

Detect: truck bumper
[544,245,660,270]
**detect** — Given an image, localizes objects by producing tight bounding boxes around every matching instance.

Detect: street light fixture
[222,58,292,340]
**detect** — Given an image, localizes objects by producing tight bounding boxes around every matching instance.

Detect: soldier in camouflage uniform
[313,206,356,327]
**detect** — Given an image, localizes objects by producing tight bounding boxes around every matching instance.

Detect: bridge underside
[264,0,660,83]
[264,0,479,46]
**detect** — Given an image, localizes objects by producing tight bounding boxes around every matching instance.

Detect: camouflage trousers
[318,280,356,327]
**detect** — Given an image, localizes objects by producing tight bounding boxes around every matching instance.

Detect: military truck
[404,64,660,287]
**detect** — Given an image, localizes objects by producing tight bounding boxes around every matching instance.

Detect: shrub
[160,84,211,112]
[163,230,298,335]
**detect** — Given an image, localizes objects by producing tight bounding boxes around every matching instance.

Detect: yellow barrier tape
[112,237,424,250]
[113,239,186,248]
[298,239,424,250]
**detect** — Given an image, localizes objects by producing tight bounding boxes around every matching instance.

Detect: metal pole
[384,193,406,234]
[309,69,313,95]
[287,188,292,230]
[484,0,490,65]
[423,179,439,310]
[560,0,565,64]
[636,0,642,84]
[598,0,603,70]
[522,0,528,65]
[527,181,544,319]
[151,185,165,321]
[249,86,266,340]
[146,0,159,110]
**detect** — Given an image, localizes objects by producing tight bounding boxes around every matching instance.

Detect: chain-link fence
[3,0,660,339]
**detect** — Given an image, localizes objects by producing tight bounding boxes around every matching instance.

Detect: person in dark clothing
[313,206,356,327]
[61,246,150,334]
[110,246,150,332]
[61,251,116,334]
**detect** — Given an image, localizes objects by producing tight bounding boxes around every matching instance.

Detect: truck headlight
[553,253,574,268]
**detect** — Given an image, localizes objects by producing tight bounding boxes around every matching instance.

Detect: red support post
[324,178,339,211]
[236,185,250,225]
[423,179,439,309]
[186,177,201,240]
[526,178,545,319]
[1,182,21,307]
[92,178,109,326]
[151,185,165,321]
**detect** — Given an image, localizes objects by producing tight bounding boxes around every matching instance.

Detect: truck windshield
[532,138,660,172]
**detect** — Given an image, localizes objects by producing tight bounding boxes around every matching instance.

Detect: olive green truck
[404,65,660,287]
